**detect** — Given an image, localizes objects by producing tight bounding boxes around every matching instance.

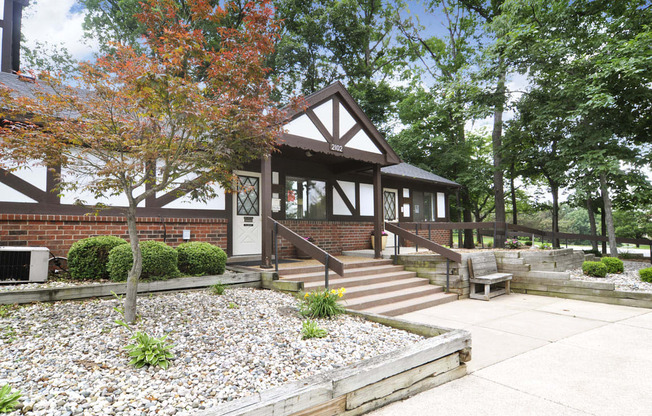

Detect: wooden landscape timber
[197,320,471,416]
[0,272,261,305]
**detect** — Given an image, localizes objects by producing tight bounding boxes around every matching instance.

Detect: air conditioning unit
[0,247,49,283]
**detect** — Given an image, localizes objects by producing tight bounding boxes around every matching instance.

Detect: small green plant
[107,240,180,281]
[210,283,226,295]
[67,235,128,280]
[1,326,16,344]
[505,239,520,249]
[227,302,239,309]
[0,305,13,318]
[113,294,174,369]
[300,288,346,319]
[177,242,227,275]
[525,241,533,246]
[539,243,552,250]
[619,251,634,260]
[0,384,21,413]
[601,257,624,274]
[639,267,652,283]
[301,320,328,339]
[582,261,608,278]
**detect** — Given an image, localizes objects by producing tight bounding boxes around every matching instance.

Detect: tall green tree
[392,0,490,247]
[499,0,652,255]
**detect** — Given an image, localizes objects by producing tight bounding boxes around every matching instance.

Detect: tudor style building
[0,3,459,264]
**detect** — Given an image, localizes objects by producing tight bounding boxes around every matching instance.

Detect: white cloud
[22,0,96,62]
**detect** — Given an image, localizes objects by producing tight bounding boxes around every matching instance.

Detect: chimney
[1,0,29,73]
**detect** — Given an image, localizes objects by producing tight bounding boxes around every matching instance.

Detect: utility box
[0,246,49,283]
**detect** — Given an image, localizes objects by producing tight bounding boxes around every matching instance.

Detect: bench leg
[506,280,511,295]
[484,283,491,301]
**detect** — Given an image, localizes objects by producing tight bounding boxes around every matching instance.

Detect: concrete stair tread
[278,259,393,276]
[299,271,418,289]
[337,278,432,299]
[278,264,405,281]
[343,285,444,308]
[360,292,458,316]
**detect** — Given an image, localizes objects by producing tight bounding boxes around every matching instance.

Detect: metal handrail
[269,217,345,289]
[385,222,462,293]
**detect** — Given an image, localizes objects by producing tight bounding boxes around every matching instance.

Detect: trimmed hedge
[176,242,227,276]
[600,257,624,274]
[107,241,179,282]
[67,236,128,280]
[640,267,652,283]
[582,261,607,278]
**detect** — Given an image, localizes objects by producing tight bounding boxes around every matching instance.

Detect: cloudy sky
[21,0,96,62]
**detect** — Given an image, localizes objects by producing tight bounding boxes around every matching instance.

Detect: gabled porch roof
[280,82,401,167]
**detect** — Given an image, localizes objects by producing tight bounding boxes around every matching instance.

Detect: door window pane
[424,192,435,221]
[286,177,326,219]
[237,176,259,215]
[383,191,396,220]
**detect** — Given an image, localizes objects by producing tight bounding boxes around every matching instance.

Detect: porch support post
[373,164,383,259]
[260,155,273,268]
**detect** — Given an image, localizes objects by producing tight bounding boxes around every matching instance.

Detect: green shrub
[582,261,608,278]
[640,267,652,283]
[300,288,346,319]
[0,384,21,413]
[209,283,225,295]
[301,320,327,339]
[525,241,533,246]
[176,242,227,276]
[67,236,128,280]
[107,240,179,281]
[600,257,624,274]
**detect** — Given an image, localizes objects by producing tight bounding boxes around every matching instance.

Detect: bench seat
[468,254,512,301]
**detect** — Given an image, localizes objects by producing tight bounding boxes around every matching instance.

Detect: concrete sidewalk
[369,294,652,416]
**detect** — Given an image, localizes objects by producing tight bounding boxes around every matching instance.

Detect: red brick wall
[277,220,375,257]
[400,227,452,248]
[0,214,228,257]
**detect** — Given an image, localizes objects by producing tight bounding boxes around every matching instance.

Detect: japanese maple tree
[0,0,286,322]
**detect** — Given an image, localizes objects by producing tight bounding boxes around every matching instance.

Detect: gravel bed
[569,260,652,292]
[0,288,424,415]
[0,271,238,292]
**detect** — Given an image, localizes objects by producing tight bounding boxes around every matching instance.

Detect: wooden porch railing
[399,221,652,263]
[269,217,345,289]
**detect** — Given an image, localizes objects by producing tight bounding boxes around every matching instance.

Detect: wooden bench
[467,253,512,301]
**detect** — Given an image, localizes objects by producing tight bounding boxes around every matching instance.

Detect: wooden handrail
[269,217,345,280]
[386,222,462,264]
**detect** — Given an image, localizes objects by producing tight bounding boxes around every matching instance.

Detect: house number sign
[330,144,343,152]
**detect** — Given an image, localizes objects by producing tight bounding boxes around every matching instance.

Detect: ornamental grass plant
[300,288,346,319]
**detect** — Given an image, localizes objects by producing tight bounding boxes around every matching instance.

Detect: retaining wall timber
[0,272,261,305]
[198,315,471,416]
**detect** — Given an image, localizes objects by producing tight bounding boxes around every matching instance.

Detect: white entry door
[383,188,399,247]
[233,172,262,255]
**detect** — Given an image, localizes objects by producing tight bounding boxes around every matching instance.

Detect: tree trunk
[586,197,598,251]
[492,64,507,247]
[124,205,142,323]
[599,172,618,256]
[551,184,560,248]
[601,207,607,254]
[510,173,517,225]
[461,190,475,249]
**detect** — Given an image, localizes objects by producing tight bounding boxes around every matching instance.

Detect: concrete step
[361,292,458,316]
[344,285,445,311]
[302,271,419,290]
[340,278,434,300]
[277,259,393,276]
[278,264,405,283]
